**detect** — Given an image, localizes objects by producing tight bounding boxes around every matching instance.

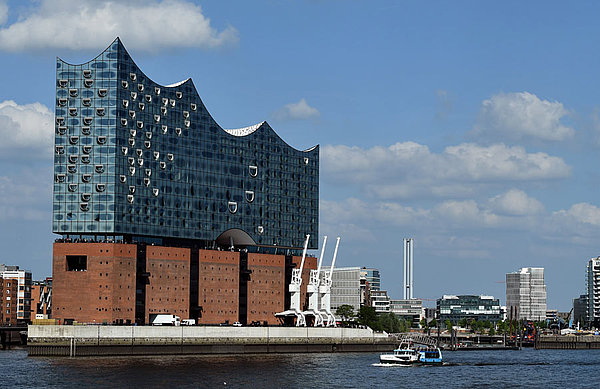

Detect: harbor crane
[318,236,340,327]
[275,234,310,326]
[304,236,328,326]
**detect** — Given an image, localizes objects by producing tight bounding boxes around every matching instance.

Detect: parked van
[149,314,181,326]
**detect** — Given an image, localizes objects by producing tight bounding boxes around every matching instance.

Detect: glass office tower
[53,38,319,249]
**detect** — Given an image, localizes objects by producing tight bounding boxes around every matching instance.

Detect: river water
[1,348,599,388]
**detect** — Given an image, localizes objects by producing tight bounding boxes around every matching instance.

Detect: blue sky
[0,0,599,310]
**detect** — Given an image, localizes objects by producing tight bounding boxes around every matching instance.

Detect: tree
[335,304,355,322]
[489,327,496,336]
[458,318,468,328]
[420,318,428,329]
[358,306,379,330]
[445,319,453,332]
[429,319,437,328]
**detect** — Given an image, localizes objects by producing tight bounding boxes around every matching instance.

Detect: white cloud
[274,98,320,121]
[0,100,53,155]
[0,1,8,26]
[488,189,544,216]
[0,0,238,52]
[322,142,570,199]
[471,92,574,142]
[552,203,600,226]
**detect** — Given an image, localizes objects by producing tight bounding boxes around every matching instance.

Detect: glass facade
[53,38,319,249]
[437,295,501,323]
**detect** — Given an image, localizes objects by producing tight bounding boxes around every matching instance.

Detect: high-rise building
[437,295,501,324]
[0,265,32,324]
[506,267,547,321]
[51,38,319,325]
[586,257,600,326]
[328,267,362,313]
[573,294,588,327]
[360,268,380,291]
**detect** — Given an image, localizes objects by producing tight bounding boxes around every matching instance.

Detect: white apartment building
[0,264,32,323]
[586,257,600,323]
[506,267,547,321]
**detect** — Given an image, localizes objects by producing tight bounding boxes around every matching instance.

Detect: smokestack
[403,238,414,299]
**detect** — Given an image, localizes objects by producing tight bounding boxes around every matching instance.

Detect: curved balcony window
[122,80,129,89]
[183,111,190,118]
[56,117,65,125]
[58,98,67,106]
[143,178,150,187]
[129,166,136,175]
[245,191,255,203]
[96,184,106,193]
[57,126,67,135]
[128,186,136,194]
[95,165,104,173]
[144,140,151,149]
[80,203,89,212]
[145,94,152,103]
[84,79,93,88]
[121,118,128,126]
[83,117,93,125]
[69,136,79,145]
[81,193,91,202]
[175,127,182,136]
[161,125,168,134]
[161,107,167,116]
[191,103,197,111]
[69,89,78,97]
[97,136,106,145]
[119,175,127,183]
[55,146,65,154]
[82,174,92,183]
[82,146,92,154]
[162,98,168,106]
[130,129,137,137]
[167,153,174,161]
[153,151,159,160]
[136,149,143,157]
[176,91,182,99]
[55,174,66,183]
[96,108,105,116]
[130,92,137,100]
[145,169,152,177]
[160,161,166,170]
[137,158,144,166]
[128,110,135,118]
[257,225,264,235]
[83,70,92,78]
[122,100,129,108]
[137,84,144,92]
[184,120,190,128]
[128,138,135,146]
[145,132,152,140]
[130,73,137,81]
[249,165,258,177]
[82,98,91,107]
[122,146,128,155]
[304,157,309,165]
[138,102,145,111]
[67,165,77,174]
[68,184,78,192]
[69,155,78,164]
[127,195,134,204]
[152,188,159,197]
[228,201,238,214]
[59,79,68,87]
[81,126,91,135]
[128,157,135,166]
[136,121,143,129]
[98,89,107,97]
[69,107,78,116]
[169,99,175,107]
[154,87,161,95]
[81,155,90,164]
[154,115,161,123]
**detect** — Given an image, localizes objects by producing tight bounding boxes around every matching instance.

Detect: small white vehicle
[149,314,181,326]
[181,319,196,326]
[233,321,242,327]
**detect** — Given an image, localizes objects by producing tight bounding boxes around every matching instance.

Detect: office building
[573,294,588,327]
[371,290,391,313]
[30,278,53,321]
[390,298,422,325]
[0,265,32,325]
[328,267,362,313]
[586,257,600,325]
[437,295,502,324]
[360,268,381,291]
[506,267,547,321]
[51,38,319,325]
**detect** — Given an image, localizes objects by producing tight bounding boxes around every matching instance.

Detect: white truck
[149,314,181,326]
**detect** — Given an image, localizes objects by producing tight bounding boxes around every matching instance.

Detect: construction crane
[275,234,310,326]
[304,236,327,326]
[319,236,340,327]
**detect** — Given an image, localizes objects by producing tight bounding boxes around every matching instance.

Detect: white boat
[379,334,442,365]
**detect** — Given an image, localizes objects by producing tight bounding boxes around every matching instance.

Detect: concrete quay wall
[536,335,600,349]
[28,325,395,356]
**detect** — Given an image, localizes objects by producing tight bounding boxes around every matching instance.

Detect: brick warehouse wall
[197,250,239,325]
[52,243,137,324]
[145,246,190,322]
[246,253,285,324]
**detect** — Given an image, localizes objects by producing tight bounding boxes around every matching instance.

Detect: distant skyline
[1,0,599,310]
